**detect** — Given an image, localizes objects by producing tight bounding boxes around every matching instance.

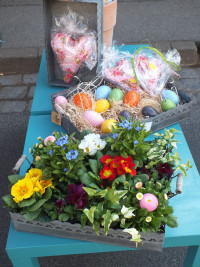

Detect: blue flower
[49,150,54,156]
[64,168,68,172]
[55,136,68,147]
[119,120,133,130]
[134,140,139,145]
[113,133,119,139]
[136,126,142,131]
[66,150,79,161]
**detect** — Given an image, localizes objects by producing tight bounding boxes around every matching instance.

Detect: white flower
[29,148,33,154]
[121,205,135,219]
[111,213,119,221]
[136,193,143,200]
[146,216,152,222]
[78,140,96,156]
[164,193,168,200]
[79,133,107,155]
[123,228,142,245]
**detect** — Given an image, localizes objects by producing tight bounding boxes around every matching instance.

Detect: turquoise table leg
[183,246,200,267]
[9,257,40,267]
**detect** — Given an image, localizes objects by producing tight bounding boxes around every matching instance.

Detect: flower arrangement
[3,119,192,245]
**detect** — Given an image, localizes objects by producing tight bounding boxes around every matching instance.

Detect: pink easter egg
[55,96,68,109]
[139,193,158,212]
[83,110,104,128]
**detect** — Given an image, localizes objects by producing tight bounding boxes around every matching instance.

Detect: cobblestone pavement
[0,73,37,113]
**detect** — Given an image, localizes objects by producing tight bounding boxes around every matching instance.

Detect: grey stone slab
[0,48,40,74]
[171,41,199,66]
[27,86,35,99]
[0,101,26,113]
[0,6,44,49]
[114,0,200,43]
[195,92,200,99]
[0,86,27,100]
[23,74,38,85]
[27,99,33,111]
[0,74,22,86]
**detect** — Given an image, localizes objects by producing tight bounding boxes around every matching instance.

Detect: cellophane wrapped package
[51,10,97,84]
[101,46,142,93]
[132,47,181,97]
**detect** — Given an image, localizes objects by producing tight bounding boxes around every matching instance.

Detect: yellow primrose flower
[146,216,152,223]
[39,178,54,195]
[11,178,34,203]
[25,168,42,181]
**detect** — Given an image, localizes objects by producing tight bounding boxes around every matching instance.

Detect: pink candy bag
[132,47,181,97]
[101,46,142,92]
[51,10,97,84]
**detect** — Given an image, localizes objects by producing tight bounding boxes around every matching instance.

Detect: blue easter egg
[161,89,179,105]
[95,85,112,100]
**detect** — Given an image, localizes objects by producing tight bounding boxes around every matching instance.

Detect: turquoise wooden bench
[5,46,200,266]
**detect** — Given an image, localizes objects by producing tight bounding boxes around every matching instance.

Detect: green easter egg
[161,99,176,112]
[108,88,124,103]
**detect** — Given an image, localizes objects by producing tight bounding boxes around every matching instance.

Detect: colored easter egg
[142,106,158,117]
[139,193,158,212]
[95,99,110,113]
[83,111,104,128]
[124,91,140,107]
[95,85,112,100]
[108,88,124,103]
[74,93,92,110]
[119,110,132,121]
[54,96,68,109]
[161,99,176,112]
[161,89,179,105]
[101,119,117,134]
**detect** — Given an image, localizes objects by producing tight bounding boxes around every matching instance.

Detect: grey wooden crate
[51,83,196,138]
[10,212,165,251]
[43,0,103,87]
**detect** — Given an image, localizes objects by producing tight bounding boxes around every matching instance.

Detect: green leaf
[93,221,100,235]
[137,208,148,217]
[89,159,98,176]
[80,173,99,189]
[165,214,178,228]
[134,174,149,183]
[108,188,127,205]
[18,197,36,208]
[81,213,87,228]
[36,212,51,223]
[83,206,96,224]
[151,217,161,229]
[163,206,173,215]
[28,199,48,212]
[58,213,69,222]
[103,210,112,235]
[2,195,18,209]
[83,187,96,197]
[88,172,100,181]
[23,209,41,220]
[8,174,23,185]
[96,188,109,198]
[78,129,93,140]
[112,175,126,186]
[43,187,52,200]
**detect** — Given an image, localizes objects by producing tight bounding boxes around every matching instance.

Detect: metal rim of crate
[44,0,103,87]
[10,212,165,251]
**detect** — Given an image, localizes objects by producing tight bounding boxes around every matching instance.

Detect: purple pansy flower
[66,183,88,209]
[54,198,66,213]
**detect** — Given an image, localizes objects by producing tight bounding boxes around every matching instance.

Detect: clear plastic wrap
[132,47,181,97]
[101,46,142,93]
[51,10,97,84]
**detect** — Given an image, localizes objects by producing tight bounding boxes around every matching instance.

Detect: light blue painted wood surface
[31,45,149,115]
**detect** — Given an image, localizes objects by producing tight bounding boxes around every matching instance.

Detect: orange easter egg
[74,93,92,110]
[124,91,140,107]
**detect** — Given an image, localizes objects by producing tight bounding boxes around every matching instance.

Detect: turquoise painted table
[6,116,200,267]
[5,45,200,266]
[31,45,149,115]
